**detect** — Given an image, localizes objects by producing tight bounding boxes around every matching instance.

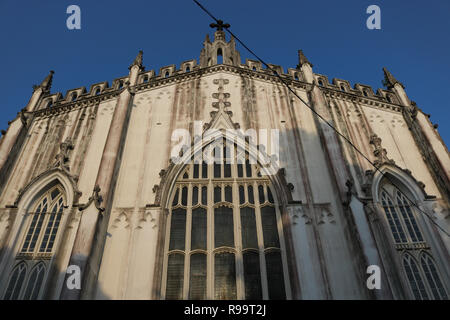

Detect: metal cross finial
[210,20,230,31]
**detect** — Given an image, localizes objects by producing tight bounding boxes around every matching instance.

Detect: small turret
[297,50,313,68]
[129,50,144,71]
[199,21,241,68]
[382,67,404,89]
[34,70,54,93]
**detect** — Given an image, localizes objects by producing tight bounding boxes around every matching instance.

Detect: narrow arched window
[386,94,392,103]
[4,262,27,300]
[294,73,299,81]
[22,262,46,300]
[403,254,429,300]
[395,191,423,242]
[3,184,67,300]
[185,66,190,73]
[163,139,289,300]
[318,79,324,86]
[379,179,448,300]
[217,48,223,65]
[252,66,257,71]
[95,87,101,95]
[143,75,149,83]
[21,185,65,254]
[165,71,170,78]
[363,89,368,97]
[381,190,407,243]
[71,92,77,101]
[118,81,124,89]
[420,253,448,300]
[340,85,346,92]
[46,100,53,108]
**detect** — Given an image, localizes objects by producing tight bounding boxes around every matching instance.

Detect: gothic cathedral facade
[0,27,449,300]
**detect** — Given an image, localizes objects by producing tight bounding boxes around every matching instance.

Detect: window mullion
[183,184,193,299]
[233,181,244,300]
[254,182,269,299]
[207,180,214,299]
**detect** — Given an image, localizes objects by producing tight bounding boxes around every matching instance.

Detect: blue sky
[0,0,449,146]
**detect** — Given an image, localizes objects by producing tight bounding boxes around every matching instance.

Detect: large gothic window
[162,140,289,299]
[3,185,66,300]
[379,180,448,300]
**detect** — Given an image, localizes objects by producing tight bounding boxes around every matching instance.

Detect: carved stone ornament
[369,134,395,167]
[78,184,105,213]
[52,137,74,172]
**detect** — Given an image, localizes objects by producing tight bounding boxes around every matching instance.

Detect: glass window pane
[192,187,199,206]
[166,254,184,299]
[245,159,252,178]
[191,208,207,250]
[225,186,232,203]
[214,252,237,300]
[202,162,208,178]
[4,263,27,300]
[381,192,406,243]
[169,209,186,251]
[214,186,221,203]
[403,255,429,300]
[172,188,179,206]
[189,253,207,300]
[248,185,254,204]
[193,163,199,179]
[267,187,274,203]
[261,206,280,248]
[258,185,265,204]
[201,186,207,205]
[265,251,286,299]
[51,189,60,200]
[181,187,188,206]
[237,163,243,177]
[214,207,234,248]
[243,252,262,299]
[420,254,448,300]
[240,207,258,249]
[224,163,231,178]
[396,192,423,242]
[239,186,245,205]
[214,163,221,178]
[23,263,45,300]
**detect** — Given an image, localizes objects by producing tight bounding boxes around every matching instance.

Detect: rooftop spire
[297,50,313,68]
[209,20,230,31]
[35,70,54,93]
[210,20,229,41]
[382,67,404,89]
[129,50,144,71]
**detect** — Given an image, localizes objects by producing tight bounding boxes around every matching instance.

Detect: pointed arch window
[403,253,429,300]
[420,253,448,300]
[163,139,290,299]
[21,185,65,255]
[3,184,67,300]
[217,48,223,65]
[379,179,448,299]
[380,186,423,244]
[4,262,27,300]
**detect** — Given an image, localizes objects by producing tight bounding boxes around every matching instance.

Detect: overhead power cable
[192,0,450,237]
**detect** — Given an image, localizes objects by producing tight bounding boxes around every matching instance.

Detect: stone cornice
[322,88,403,113]
[31,64,403,118]
[33,91,120,118]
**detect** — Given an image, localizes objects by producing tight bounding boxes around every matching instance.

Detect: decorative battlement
[31,28,406,115]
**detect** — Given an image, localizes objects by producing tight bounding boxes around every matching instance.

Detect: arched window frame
[1,174,75,300]
[160,138,291,300]
[374,170,449,300]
